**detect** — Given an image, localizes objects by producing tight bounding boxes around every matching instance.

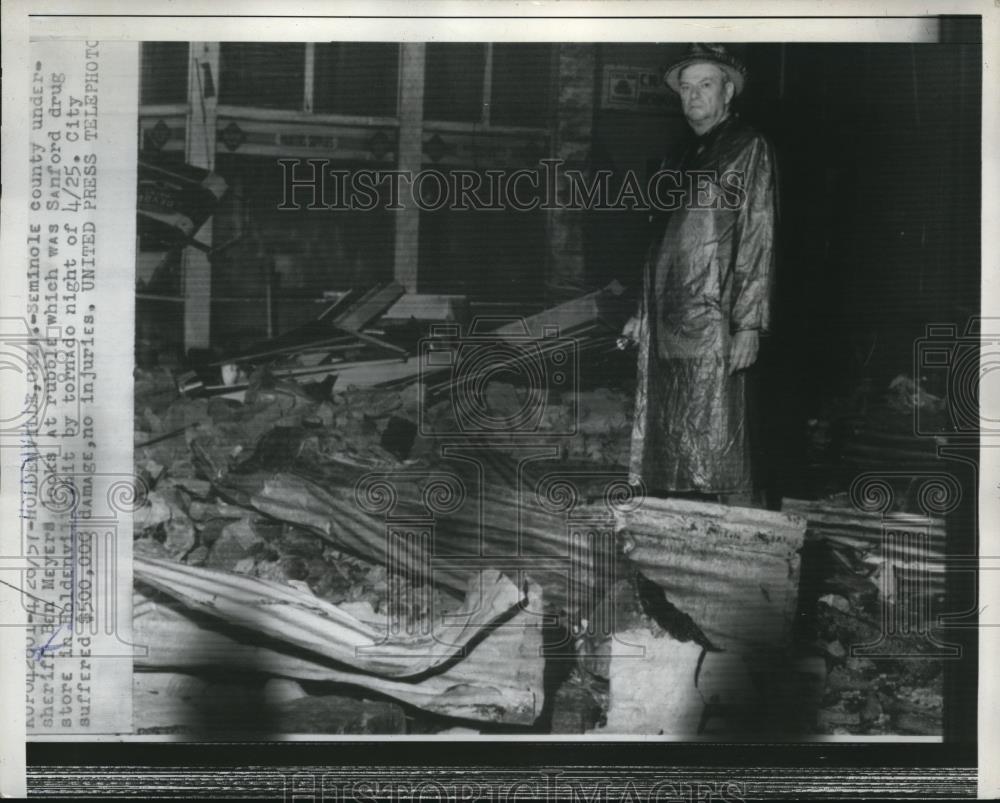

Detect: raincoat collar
[694,111,738,146]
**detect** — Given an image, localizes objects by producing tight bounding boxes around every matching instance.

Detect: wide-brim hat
[664,43,748,96]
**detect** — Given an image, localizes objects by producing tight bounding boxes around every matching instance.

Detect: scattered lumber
[210,332,359,367]
[185,281,631,399]
[492,280,629,339]
[179,282,409,398]
[323,281,405,332]
[421,281,630,404]
[380,294,469,325]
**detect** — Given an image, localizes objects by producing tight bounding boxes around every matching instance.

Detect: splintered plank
[615,497,807,654]
[214,282,405,369]
[491,280,628,338]
[215,320,356,367]
[327,281,406,332]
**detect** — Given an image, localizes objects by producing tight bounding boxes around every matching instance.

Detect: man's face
[678,62,734,134]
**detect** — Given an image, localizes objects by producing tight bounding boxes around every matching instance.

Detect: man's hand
[622,314,641,342]
[729,329,759,374]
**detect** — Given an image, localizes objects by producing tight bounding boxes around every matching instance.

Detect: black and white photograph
[130,33,981,739]
[2,3,998,798]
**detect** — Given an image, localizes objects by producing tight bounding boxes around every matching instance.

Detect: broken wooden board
[491,280,628,339]
[135,557,522,679]
[325,357,422,389]
[380,293,469,325]
[213,318,355,368]
[326,281,405,332]
[133,583,544,726]
[324,282,633,396]
[616,497,807,654]
[211,334,359,367]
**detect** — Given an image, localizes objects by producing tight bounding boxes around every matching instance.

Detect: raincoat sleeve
[730,136,777,334]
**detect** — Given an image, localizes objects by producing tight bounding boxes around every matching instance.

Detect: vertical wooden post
[393,43,426,294]
[547,44,596,300]
[182,41,219,351]
[303,43,316,113]
[481,43,494,127]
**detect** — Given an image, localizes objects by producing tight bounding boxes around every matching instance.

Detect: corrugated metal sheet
[616,497,807,653]
[782,497,946,597]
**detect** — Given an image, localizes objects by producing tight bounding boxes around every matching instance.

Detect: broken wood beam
[186,358,410,397]
[337,326,410,357]
[211,335,358,366]
[325,281,406,332]
[491,280,628,339]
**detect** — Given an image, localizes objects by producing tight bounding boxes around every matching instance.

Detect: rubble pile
[808,605,944,735]
[780,494,946,736]
[133,368,952,735]
[133,366,632,734]
[411,384,633,468]
[131,288,952,737]
[790,373,953,736]
[544,387,633,466]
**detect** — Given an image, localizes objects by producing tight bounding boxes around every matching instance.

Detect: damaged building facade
[132,40,979,738]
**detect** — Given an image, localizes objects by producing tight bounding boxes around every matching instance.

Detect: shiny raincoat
[629,114,777,494]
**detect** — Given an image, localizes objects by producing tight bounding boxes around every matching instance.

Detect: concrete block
[592,629,705,735]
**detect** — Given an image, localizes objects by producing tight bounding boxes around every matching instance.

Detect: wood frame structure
[137,42,563,351]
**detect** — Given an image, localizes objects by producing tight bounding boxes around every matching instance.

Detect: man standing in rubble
[624,44,777,505]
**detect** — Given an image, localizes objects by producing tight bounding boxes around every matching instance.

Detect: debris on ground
[789,371,953,736]
[132,290,950,736]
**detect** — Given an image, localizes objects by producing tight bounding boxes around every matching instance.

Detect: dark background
[570,37,979,512]
[588,38,980,467]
